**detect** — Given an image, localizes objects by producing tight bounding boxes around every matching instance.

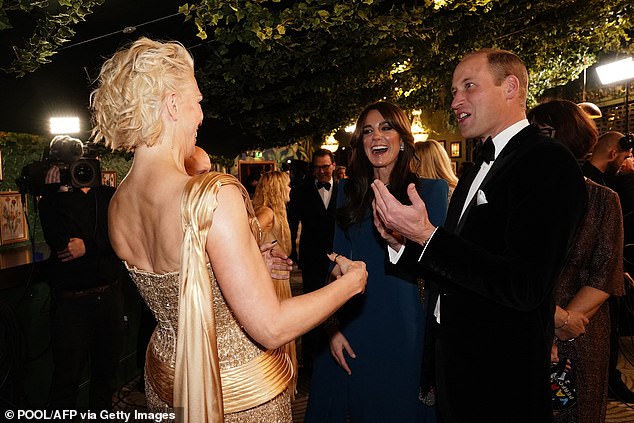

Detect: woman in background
[412,139,458,200]
[91,37,367,422]
[528,99,624,423]
[306,101,447,422]
[252,170,297,395]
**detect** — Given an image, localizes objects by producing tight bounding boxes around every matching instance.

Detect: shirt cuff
[417,227,439,262]
[387,240,406,264]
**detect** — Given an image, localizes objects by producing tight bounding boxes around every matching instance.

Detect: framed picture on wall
[0,191,28,245]
[438,140,446,150]
[101,170,117,187]
[450,141,462,158]
[451,161,457,175]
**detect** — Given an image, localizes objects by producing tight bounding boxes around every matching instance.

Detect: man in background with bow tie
[288,148,338,374]
[371,49,587,422]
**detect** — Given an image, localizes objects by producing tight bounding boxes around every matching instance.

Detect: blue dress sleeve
[418,178,448,227]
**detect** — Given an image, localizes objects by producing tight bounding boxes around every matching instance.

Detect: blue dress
[305,178,448,423]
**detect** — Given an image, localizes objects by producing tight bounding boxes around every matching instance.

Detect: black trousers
[49,283,125,414]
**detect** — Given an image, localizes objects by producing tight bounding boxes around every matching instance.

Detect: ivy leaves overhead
[183,0,633,145]
[2,0,633,148]
[2,0,105,76]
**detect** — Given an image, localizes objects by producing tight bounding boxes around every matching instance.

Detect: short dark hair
[312,148,335,165]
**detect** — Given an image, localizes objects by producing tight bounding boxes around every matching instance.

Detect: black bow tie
[317,181,331,190]
[477,136,495,165]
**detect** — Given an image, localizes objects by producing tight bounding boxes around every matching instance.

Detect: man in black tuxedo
[371,49,586,422]
[288,148,338,372]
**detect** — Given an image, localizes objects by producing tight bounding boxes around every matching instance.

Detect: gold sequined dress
[126,172,293,422]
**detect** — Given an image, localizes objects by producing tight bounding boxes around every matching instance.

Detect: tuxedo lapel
[453,126,532,234]
[327,180,338,211]
[310,181,327,210]
[445,166,479,232]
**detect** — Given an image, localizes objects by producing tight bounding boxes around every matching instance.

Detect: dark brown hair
[527,99,598,159]
[338,101,419,229]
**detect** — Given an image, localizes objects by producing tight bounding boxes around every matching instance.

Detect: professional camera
[618,133,634,151]
[16,135,102,195]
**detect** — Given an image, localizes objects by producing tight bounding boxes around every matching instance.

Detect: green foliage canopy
[2,0,633,148]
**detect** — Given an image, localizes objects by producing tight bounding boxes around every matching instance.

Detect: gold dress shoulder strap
[174,172,252,422]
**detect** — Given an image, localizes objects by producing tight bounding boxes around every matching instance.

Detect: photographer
[37,136,124,417]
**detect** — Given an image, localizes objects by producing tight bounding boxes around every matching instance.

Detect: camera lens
[70,159,101,188]
[74,163,95,184]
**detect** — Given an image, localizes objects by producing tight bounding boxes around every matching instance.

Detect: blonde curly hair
[252,171,292,253]
[90,37,194,151]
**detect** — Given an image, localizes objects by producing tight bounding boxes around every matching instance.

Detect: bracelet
[555,310,570,329]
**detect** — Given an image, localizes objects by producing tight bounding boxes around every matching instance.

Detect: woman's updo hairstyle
[90,37,194,151]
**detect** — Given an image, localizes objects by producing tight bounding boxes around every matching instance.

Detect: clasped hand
[260,241,293,280]
[555,310,589,341]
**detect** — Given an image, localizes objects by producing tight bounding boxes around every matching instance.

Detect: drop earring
[399,143,405,151]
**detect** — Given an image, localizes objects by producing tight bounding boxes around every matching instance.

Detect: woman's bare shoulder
[109,177,185,271]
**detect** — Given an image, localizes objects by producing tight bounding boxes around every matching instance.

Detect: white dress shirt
[459,119,529,222]
[317,177,334,208]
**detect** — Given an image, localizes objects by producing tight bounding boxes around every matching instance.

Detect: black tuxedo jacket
[402,125,586,422]
[288,178,338,291]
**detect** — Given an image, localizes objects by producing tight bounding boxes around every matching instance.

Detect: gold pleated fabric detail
[146,336,293,415]
[221,348,294,414]
[146,345,175,406]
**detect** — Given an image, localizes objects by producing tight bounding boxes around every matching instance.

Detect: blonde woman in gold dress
[90,37,367,422]
[252,171,298,396]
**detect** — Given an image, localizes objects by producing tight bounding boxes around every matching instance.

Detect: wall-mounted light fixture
[411,110,429,142]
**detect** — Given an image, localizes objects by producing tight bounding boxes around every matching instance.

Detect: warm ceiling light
[411,109,429,142]
[321,133,339,152]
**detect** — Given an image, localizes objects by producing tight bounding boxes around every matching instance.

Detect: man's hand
[260,241,293,280]
[57,237,86,262]
[371,180,436,246]
[372,205,404,251]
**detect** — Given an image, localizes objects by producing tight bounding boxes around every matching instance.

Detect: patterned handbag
[550,357,577,412]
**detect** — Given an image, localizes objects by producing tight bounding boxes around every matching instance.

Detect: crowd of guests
[37,36,634,423]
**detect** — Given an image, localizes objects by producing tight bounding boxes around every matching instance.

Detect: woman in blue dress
[306,102,448,422]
